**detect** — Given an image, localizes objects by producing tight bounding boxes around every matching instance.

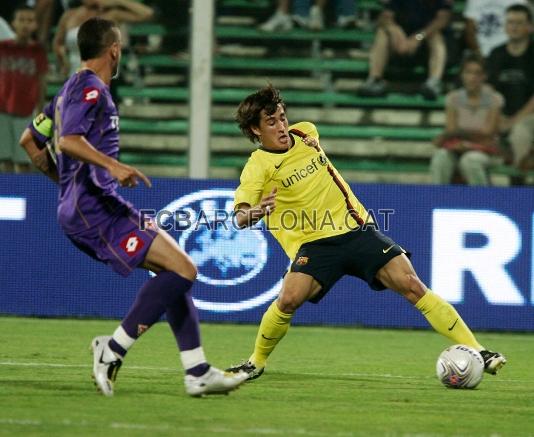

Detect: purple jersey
[29,70,131,234]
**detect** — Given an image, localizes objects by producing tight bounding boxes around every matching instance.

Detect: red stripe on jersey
[290,128,364,226]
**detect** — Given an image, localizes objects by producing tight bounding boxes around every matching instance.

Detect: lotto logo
[83,87,100,104]
[120,233,144,256]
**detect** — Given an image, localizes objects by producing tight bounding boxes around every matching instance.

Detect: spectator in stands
[430,54,503,186]
[259,0,356,32]
[358,0,452,100]
[487,4,534,176]
[0,0,55,45]
[53,0,153,77]
[0,5,47,173]
[464,0,528,58]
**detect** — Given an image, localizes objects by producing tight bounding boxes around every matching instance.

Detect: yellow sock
[249,300,293,368]
[416,290,483,350]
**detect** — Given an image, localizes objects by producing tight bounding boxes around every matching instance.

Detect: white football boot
[184,366,248,397]
[91,335,122,396]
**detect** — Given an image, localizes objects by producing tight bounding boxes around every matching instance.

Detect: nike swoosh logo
[382,245,395,254]
[274,163,282,169]
[448,319,458,331]
[98,349,106,364]
[261,334,278,340]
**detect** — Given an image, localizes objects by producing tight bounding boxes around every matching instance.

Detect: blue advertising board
[0,174,533,331]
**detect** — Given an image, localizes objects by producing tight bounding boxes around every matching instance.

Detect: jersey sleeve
[234,155,268,209]
[61,84,104,137]
[28,100,54,149]
[290,121,319,140]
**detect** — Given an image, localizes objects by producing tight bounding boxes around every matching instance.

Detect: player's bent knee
[172,256,197,282]
[406,274,426,297]
[277,293,303,314]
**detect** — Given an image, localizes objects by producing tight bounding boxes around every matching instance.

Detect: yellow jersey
[234,121,371,260]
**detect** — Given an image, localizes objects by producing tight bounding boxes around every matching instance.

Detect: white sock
[180,346,207,371]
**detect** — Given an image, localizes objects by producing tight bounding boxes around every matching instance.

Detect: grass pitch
[0,317,532,437]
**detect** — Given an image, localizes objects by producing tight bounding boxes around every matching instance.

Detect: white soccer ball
[436,344,485,389]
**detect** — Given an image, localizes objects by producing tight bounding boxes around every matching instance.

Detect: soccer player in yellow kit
[227,85,506,380]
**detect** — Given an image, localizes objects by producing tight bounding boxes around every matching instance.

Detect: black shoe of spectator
[419,79,442,100]
[358,78,387,97]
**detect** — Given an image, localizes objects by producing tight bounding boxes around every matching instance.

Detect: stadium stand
[43,0,533,185]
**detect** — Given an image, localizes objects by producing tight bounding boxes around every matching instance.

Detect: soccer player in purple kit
[19,17,247,397]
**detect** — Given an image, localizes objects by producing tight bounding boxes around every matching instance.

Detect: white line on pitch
[0,360,523,383]
[0,418,355,436]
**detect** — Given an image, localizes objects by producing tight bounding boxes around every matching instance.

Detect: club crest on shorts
[296,256,309,266]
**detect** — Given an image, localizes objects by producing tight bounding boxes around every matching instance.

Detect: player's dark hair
[461,53,485,72]
[506,4,533,23]
[77,17,119,61]
[236,84,286,143]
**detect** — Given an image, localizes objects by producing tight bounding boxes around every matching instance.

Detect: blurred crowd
[1,0,533,185]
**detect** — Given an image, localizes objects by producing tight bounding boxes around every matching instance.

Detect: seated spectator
[259,0,356,32]
[430,55,503,186]
[464,0,528,58]
[0,0,55,45]
[0,5,47,173]
[358,0,452,100]
[53,0,153,77]
[487,4,534,176]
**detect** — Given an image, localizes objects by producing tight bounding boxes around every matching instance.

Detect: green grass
[0,317,532,437]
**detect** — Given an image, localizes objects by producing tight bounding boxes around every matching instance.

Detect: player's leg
[228,272,321,379]
[251,272,321,367]
[105,230,197,358]
[146,230,250,394]
[91,229,198,396]
[93,225,247,396]
[375,254,506,373]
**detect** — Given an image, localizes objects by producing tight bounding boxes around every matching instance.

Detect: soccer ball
[436,344,484,389]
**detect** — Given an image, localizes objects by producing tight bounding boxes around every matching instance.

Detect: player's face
[253,104,289,151]
[461,62,485,93]
[12,10,37,40]
[505,12,532,42]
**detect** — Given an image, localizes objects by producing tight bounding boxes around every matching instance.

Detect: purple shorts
[66,208,158,277]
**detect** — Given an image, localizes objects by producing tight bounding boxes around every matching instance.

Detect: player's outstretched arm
[59,135,151,188]
[19,128,59,183]
[235,187,276,228]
